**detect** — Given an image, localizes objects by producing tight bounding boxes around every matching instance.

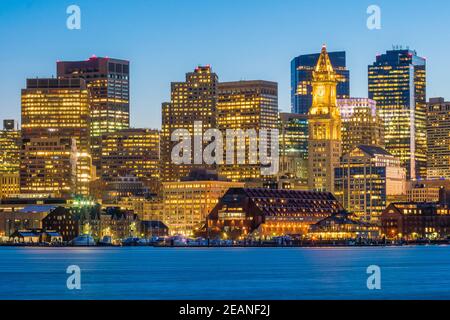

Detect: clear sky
[0,0,449,129]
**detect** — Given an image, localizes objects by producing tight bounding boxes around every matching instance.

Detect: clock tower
[308,45,342,192]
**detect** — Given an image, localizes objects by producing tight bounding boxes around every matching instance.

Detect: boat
[71,234,96,247]
[99,236,113,246]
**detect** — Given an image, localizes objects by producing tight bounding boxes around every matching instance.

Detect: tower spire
[314,44,335,75]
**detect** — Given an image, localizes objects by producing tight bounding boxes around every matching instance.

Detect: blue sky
[0,0,449,129]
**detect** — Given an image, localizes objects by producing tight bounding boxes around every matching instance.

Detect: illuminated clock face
[316,86,325,97]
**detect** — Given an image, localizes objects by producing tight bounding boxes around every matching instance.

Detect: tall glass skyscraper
[368,49,427,180]
[291,51,350,114]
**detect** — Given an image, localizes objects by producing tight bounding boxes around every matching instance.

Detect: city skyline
[1,0,450,130]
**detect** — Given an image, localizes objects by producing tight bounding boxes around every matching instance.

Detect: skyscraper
[161,66,218,182]
[338,98,384,155]
[101,128,160,193]
[291,51,349,115]
[427,97,450,179]
[0,120,20,198]
[335,145,406,223]
[368,48,427,180]
[308,46,342,193]
[21,78,92,195]
[217,80,278,182]
[57,57,130,168]
[279,113,309,186]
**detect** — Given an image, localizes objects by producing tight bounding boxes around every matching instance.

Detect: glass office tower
[291,51,349,115]
[368,49,427,180]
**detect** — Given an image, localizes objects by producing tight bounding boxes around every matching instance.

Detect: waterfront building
[334,145,407,223]
[117,196,164,222]
[140,220,169,238]
[427,98,450,179]
[291,51,349,115]
[101,128,160,193]
[217,80,278,182]
[207,188,344,240]
[368,48,427,180]
[20,137,77,198]
[308,45,342,193]
[337,98,384,155]
[21,78,93,195]
[42,207,78,241]
[0,205,57,237]
[381,202,450,240]
[308,212,380,240]
[163,169,244,236]
[279,113,309,187]
[161,66,218,182]
[57,57,130,168]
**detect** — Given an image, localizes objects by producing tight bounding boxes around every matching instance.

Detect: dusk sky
[1,0,449,129]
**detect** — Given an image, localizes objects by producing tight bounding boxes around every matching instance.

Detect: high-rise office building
[368,48,427,180]
[335,145,407,223]
[427,98,450,179]
[279,113,309,186]
[21,78,92,195]
[0,120,20,174]
[338,98,384,155]
[291,51,349,114]
[217,81,278,182]
[101,128,160,192]
[57,56,130,168]
[161,66,218,182]
[20,137,77,197]
[308,46,342,193]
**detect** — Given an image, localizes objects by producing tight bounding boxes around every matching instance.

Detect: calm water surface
[0,246,449,300]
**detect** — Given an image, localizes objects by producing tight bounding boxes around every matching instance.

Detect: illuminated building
[427,98,450,179]
[42,207,78,241]
[117,196,164,222]
[207,188,344,240]
[381,202,450,240]
[338,98,384,155]
[102,176,151,203]
[308,212,380,240]
[20,137,77,198]
[0,173,20,198]
[161,66,218,182]
[407,184,443,203]
[101,128,160,193]
[279,113,309,187]
[57,57,130,168]
[368,48,427,180]
[21,78,92,196]
[291,51,349,114]
[162,169,244,236]
[0,120,21,174]
[308,45,342,193]
[335,145,407,223]
[217,80,278,182]
[0,205,57,237]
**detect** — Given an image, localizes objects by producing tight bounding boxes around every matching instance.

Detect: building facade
[21,78,92,195]
[0,119,21,174]
[427,98,450,179]
[20,137,77,198]
[162,169,244,236]
[101,128,160,192]
[161,66,218,182]
[335,145,407,223]
[57,57,130,168]
[381,202,450,240]
[217,80,278,182]
[207,188,345,240]
[308,46,342,193]
[291,51,349,115]
[279,113,309,186]
[368,49,427,180]
[338,98,384,155]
